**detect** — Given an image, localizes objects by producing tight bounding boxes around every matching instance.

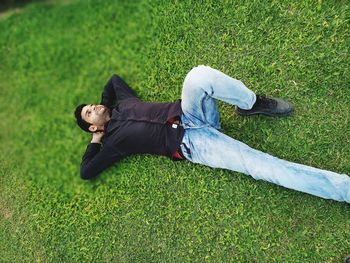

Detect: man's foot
[344,255,350,263]
[236,95,294,117]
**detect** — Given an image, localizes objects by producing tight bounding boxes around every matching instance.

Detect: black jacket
[80,75,184,180]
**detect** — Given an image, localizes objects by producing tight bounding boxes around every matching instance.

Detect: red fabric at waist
[168,115,183,160]
[167,116,180,124]
[173,150,183,160]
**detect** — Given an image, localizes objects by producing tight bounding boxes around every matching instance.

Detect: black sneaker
[236,95,294,117]
[344,255,350,263]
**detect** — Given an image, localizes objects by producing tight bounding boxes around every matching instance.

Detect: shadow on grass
[0,0,44,13]
[0,0,72,20]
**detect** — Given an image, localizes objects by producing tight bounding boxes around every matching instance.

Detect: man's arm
[100,74,138,108]
[80,133,122,180]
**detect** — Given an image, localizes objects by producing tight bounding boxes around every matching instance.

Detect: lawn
[0,0,349,262]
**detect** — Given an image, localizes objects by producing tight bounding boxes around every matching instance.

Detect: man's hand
[91,131,104,144]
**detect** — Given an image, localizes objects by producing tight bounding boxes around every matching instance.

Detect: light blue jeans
[180,65,350,203]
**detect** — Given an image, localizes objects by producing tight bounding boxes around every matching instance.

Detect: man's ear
[88,125,97,132]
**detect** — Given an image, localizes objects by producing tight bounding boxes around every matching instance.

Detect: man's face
[81,104,111,131]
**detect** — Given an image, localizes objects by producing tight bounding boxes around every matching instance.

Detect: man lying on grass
[74,65,350,203]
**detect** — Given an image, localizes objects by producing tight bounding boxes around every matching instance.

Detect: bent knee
[186,65,210,78]
[183,65,211,91]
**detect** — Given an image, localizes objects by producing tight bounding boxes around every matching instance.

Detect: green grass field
[0,0,349,261]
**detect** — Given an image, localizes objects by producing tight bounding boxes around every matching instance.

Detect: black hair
[74,104,92,133]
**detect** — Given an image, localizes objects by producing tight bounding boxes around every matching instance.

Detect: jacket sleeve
[80,143,122,180]
[100,74,138,108]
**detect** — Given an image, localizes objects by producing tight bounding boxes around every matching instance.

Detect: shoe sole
[237,108,294,117]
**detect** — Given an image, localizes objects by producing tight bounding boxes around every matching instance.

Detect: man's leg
[181,65,293,122]
[181,65,256,128]
[180,127,350,203]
